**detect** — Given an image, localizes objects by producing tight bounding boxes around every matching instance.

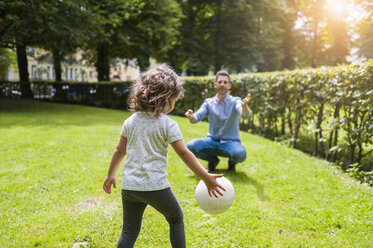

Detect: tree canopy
[0,0,372,85]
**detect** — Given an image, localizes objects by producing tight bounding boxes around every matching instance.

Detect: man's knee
[186,141,195,152]
[186,138,207,153]
[231,145,246,162]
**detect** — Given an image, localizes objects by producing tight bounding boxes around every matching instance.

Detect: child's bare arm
[171,139,225,198]
[103,136,127,194]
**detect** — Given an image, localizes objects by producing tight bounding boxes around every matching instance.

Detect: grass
[1,98,372,248]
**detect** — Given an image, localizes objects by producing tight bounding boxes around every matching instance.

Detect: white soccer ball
[195,176,235,215]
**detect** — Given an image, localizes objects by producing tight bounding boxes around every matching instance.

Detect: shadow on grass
[0,98,128,127]
[189,169,268,201]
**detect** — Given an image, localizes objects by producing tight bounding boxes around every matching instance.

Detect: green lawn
[1,98,372,248]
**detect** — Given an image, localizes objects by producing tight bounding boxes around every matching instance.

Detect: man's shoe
[228,161,236,172]
[208,158,220,172]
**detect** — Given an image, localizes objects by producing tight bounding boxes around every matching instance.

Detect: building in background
[7,48,143,82]
[110,58,140,82]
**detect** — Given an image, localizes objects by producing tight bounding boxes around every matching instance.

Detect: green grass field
[1,98,372,248]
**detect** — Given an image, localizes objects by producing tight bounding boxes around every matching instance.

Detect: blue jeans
[186,138,246,165]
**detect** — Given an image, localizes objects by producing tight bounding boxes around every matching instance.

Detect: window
[74,68,78,80]
[89,71,94,78]
[48,66,52,79]
[65,67,69,80]
[31,65,37,79]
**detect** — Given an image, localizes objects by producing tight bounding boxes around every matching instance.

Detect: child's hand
[103,176,116,194]
[203,174,226,198]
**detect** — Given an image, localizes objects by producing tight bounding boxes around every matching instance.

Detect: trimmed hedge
[1,61,372,184]
[0,80,132,110]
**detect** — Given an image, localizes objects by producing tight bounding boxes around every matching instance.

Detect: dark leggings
[117,188,186,248]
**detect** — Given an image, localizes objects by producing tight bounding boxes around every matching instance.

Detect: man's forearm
[242,104,250,117]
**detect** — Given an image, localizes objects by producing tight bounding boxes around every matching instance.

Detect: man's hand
[241,93,251,117]
[241,93,251,106]
[185,109,196,122]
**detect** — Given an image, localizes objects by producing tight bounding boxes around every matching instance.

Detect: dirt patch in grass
[73,196,120,214]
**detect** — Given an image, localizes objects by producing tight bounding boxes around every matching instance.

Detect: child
[103,65,225,248]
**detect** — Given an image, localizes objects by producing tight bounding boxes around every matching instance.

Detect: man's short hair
[215,71,230,82]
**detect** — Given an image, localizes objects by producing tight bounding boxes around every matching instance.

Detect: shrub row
[1,61,372,184]
[0,80,132,110]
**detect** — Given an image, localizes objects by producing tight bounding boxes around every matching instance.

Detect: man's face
[214,75,231,96]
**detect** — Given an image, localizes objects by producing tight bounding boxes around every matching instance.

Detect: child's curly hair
[129,65,184,116]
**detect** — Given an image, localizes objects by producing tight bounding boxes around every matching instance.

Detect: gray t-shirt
[120,112,183,191]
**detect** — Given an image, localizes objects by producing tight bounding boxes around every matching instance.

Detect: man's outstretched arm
[185,100,209,123]
[241,93,251,117]
[185,109,196,122]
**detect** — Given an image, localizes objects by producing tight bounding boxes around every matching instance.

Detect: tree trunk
[314,130,319,156]
[137,56,150,72]
[52,49,62,81]
[96,43,110,81]
[315,103,325,157]
[293,91,304,148]
[357,113,366,164]
[330,103,340,162]
[347,115,359,166]
[349,144,355,166]
[293,113,301,148]
[287,108,293,135]
[311,18,319,68]
[280,108,286,135]
[281,20,295,69]
[214,0,222,72]
[16,43,33,98]
[332,126,339,162]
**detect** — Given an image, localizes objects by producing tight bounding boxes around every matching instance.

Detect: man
[185,71,251,172]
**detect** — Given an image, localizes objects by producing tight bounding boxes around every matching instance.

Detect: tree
[38,1,90,81]
[86,0,183,80]
[163,0,215,75]
[164,0,289,74]
[278,0,301,70]
[356,0,373,59]
[0,0,47,97]
[297,0,330,68]
[253,0,286,72]
[0,48,15,80]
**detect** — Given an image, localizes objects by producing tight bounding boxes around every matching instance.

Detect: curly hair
[129,65,184,116]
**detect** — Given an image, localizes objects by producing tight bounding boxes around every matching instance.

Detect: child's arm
[103,136,127,194]
[171,139,226,198]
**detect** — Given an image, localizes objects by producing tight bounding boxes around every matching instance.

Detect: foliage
[0,48,15,80]
[164,0,287,74]
[37,0,91,81]
[0,0,45,47]
[85,0,183,80]
[356,0,373,59]
[2,0,373,78]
